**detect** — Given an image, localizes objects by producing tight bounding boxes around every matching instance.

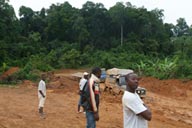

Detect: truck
[104,68,146,98]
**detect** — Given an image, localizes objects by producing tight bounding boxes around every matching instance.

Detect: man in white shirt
[38,74,46,118]
[77,72,89,113]
[122,73,152,128]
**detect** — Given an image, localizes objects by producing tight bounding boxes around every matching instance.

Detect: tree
[0,0,19,64]
[45,2,78,42]
[109,2,125,46]
[0,0,17,40]
[19,6,34,36]
[81,1,111,49]
[175,18,189,37]
[72,15,89,50]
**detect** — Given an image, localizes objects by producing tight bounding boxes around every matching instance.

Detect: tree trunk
[121,24,123,46]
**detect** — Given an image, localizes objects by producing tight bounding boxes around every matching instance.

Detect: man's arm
[39,90,45,98]
[137,104,152,121]
[89,80,100,121]
[89,80,97,112]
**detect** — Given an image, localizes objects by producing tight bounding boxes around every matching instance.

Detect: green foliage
[0,68,40,84]
[175,59,192,79]
[58,49,81,68]
[1,0,192,80]
[44,50,58,68]
[13,68,40,81]
[0,62,9,76]
[89,51,117,69]
[26,55,53,72]
[136,57,178,79]
[2,62,8,72]
[2,55,53,83]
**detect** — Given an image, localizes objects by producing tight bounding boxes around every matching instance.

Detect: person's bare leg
[78,105,82,113]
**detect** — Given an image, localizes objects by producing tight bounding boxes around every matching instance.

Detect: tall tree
[19,6,34,36]
[45,2,78,42]
[109,2,125,46]
[81,1,111,49]
[0,0,17,40]
[72,15,89,50]
[175,18,189,37]
[0,0,19,64]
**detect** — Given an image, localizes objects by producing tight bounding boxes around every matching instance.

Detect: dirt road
[0,69,192,128]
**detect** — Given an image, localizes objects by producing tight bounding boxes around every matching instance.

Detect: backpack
[81,80,91,110]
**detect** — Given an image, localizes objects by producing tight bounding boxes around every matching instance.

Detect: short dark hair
[125,72,136,82]
[91,67,101,75]
[41,73,46,78]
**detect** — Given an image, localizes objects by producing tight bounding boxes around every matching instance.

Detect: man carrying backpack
[77,72,89,113]
[85,67,101,128]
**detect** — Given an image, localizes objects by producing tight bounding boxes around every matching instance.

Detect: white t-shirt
[79,77,87,91]
[38,80,46,98]
[122,91,148,128]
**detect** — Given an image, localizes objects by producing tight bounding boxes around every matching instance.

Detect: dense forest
[1,0,192,82]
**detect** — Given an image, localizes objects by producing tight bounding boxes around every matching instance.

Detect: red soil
[0,69,191,128]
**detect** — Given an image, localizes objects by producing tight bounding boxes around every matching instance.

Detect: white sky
[9,0,192,25]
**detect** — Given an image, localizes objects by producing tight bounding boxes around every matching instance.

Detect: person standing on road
[38,74,47,119]
[122,73,152,128]
[85,67,101,128]
[77,72,89,113]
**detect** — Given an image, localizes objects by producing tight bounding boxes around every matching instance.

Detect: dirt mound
[39,71,80,94]
[0,67,19,80]
[140,77,192,99]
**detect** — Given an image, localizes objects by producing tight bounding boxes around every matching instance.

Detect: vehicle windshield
[119,76,126,86]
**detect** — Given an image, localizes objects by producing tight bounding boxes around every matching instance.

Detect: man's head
[91,67,101,78]
[125,73,139,92]
[83,72,89,79]
[41,74,46,81]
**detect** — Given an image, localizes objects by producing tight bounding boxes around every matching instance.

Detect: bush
[58,49,81,68]
[175,60,192,79]
[0,54,54,84]
[0,62,9,75]
[25,55,53,72]
[136,57,178,79]
[89,51,117,69]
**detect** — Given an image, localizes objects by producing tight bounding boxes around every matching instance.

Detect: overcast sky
[9,0,192,25]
